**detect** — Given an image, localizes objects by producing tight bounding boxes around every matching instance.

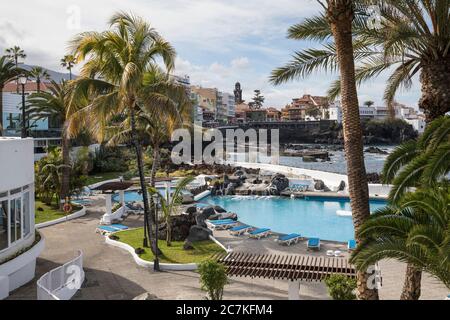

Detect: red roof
[2,81,54,92]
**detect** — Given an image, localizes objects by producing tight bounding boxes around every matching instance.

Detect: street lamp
[18,76,28,138]
[152,194,160,272]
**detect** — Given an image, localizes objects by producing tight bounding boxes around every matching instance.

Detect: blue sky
[0,0,421,108]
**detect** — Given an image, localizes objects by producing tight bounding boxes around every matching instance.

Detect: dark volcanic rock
[195,206,216,227]
[269,174,289,195]
[337,181,346,192]
[365,147,388,155]
[214,206,227,213]
[185,206,197,214]
[157,214,196,241]
[186,225,212,242]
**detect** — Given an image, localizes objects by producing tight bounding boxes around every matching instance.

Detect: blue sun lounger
[111,224,129,230]
[348,239,357,251]
[277,233,302,246]
[249,228,271,239]
[229,225,252,236]
[205,219,237,230]
[307,238,321,250]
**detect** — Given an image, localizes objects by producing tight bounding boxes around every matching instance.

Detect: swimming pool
[112,188,192,203]
[202,195,386,242]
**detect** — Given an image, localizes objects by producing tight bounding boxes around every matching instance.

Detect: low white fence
[37,250,85,300]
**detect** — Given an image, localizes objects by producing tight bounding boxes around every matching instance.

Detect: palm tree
[27,80,75,208]
[29,66,50,92]
[107,67,192,188]
[149,176,195,246]
[5,46,26,93]
[60,55,76,80]
[0,56,23,135]
[271,0,378,300]
[271,1,450,123]
[378,116,450,299]
[68,12,176,254]
[350,185,450,290]
[364,101,374,108]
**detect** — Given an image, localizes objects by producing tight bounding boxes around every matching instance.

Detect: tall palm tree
[29,66,50,92]
[68,12,176,254]
[5,46,26,93]
[271,0,378,300]
[60,55,76,80]
[350,185,450,290]
[378,116,450,299]
[27,80,75,208]
[271,0,450,122]
[0,55,22,135]
[149,176,195,246]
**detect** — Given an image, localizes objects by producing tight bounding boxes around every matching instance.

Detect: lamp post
[19,76,28,138]
[152,194,160,272]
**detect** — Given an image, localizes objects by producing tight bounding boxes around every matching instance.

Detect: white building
[218,92,236,120]
[0,137,44,299]
[329,101,426,133]
[2,92,62,161]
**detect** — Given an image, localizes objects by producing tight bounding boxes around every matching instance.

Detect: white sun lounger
[276,233,302,246]
[205,219,238,230]
[229,225,252,236]
[248,228,271,239]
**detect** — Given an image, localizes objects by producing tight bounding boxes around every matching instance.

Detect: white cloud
[231,57,250,69]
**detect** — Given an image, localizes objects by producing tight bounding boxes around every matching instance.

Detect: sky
[0,0,421,109]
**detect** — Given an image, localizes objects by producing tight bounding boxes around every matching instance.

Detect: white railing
[37,250,85,300]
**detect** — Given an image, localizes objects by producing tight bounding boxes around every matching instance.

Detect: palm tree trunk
[60,130,70,209]
[37,78,41,93]
[400,264,422,300]
[326,0,379,300]
[0,84,4,136]
[130,105,155,253]
[419,59,450,122]
[166,216,172,247]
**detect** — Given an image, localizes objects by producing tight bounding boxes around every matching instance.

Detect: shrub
[325,275,357,300]
[198,260,228,300]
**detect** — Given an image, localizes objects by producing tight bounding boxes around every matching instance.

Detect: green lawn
[113,228,225,264]
[35,201,83,224]
[85,172,127,186]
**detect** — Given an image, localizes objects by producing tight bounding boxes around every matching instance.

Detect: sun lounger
[307,238,321,250]
[229,225,252,236]
[205,219,237,230]
[348,239,357,251]
[248,228,271,239]
[277,233,302,246]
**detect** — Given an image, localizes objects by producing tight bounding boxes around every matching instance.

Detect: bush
[198,260,228,300]
[325,275,357,300]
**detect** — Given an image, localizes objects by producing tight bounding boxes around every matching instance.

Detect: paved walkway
[8,200,448,300]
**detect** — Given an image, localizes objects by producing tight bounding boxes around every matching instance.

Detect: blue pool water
[113,189,191,202]
[202,196,386,242]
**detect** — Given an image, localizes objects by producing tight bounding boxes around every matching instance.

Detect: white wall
[0,138,34,191]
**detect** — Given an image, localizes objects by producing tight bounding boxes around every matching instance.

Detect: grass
[35,200,83,224]
[113,227,225,264]
[85,172,126,186]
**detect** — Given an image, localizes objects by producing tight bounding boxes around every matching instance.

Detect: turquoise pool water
[113,189,191,202]
[202,196,386,242]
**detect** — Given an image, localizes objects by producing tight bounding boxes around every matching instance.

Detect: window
[10,197,22,243]
[23,192,30,237]
[0,200,8,251]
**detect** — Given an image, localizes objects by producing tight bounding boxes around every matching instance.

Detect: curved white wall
[0,138,34,191]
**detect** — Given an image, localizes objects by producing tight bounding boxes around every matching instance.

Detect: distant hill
[22,64,77,82]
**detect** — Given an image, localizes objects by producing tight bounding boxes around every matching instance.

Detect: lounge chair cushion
[230,225,249,232]
[279,234,301,241]
[308,238,320,247]
[250,228,270,235]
